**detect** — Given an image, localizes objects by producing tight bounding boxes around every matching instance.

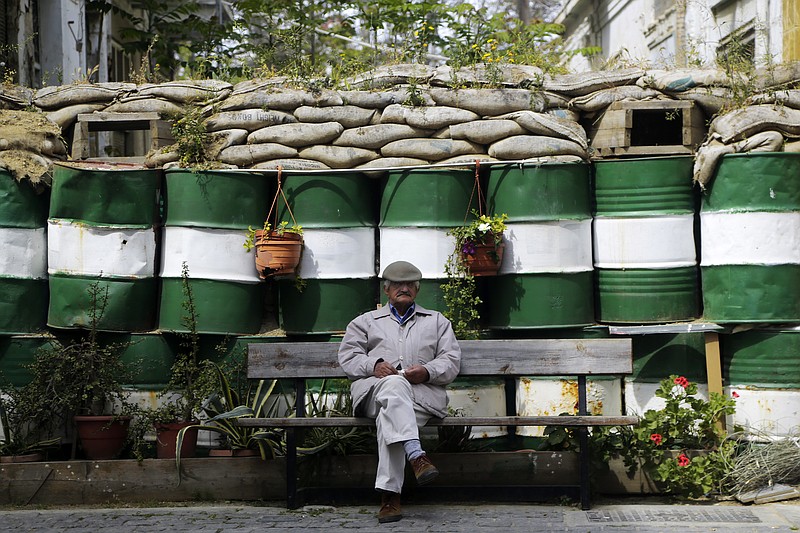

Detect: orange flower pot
[254,230,303,279]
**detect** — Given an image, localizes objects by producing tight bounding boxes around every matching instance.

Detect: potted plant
[0,391,61,462]
[541,375,738,498]
[244,220,304,279]
[150,263,215,459]
[448,210,508,277]
[14,283,139,460]
[174,361,286,477]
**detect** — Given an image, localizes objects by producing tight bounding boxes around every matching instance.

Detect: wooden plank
[237,415,639,428]
[614,100,694,111]
[704,331,726,430]
[77,112,161,122]
[70,121,90,159]
[247,338,633,379]
[607,145,694,156]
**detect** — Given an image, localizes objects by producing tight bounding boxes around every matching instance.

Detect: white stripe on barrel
[379,227,454,278]
[47,220,155,277]
[500,220,593,274]
[160,226,260,283]
[0,227,47,278]
[298,228,375,279]
[701,212,800,266]
[594,215,696,269]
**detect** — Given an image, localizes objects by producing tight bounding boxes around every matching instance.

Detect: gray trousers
[362,375,433,493]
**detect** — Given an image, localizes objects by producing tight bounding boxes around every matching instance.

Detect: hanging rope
[463,160,485,224]
[265,166,299,232]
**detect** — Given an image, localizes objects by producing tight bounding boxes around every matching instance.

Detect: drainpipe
[675,0,687,67]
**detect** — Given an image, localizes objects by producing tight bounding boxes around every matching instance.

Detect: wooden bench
[240,338,637,510]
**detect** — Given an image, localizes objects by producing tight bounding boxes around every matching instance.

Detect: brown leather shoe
[377,492,402,523]
[410,453,439,486]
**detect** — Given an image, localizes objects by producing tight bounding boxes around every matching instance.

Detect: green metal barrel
[0,174,49,333]
[47,163,160,331]
[701,153,800,323]
[721,329,800,436]
[485,162,594,328]
[0,335,56,386]
[274,171,378,334]
[593,156,699,323]
[159,169,270,334]
[379,168,477,312]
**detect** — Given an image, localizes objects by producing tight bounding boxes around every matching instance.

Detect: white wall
[38,0,86,84]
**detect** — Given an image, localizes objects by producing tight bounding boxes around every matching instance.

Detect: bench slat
[247,338,633,379]
[237,415,639,428]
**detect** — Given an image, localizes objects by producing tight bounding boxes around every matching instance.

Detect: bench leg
[286,427,298,509]
[579,426,590,510]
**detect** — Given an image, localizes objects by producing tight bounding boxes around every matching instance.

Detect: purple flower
[462,242,476,256]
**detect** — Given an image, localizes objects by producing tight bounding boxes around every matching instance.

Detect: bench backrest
[247,338,633,380]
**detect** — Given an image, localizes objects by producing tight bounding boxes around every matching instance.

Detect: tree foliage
[95,0,594,82]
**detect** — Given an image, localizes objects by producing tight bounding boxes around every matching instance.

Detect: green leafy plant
[175,361,286,478]
[170,107,210,168]
[442,211,507,340]
[243,221,304,252]
[0,392,61,457]
[541,375,738,499]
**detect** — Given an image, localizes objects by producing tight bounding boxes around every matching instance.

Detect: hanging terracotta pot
[461,232,505,277]
[254,230,303,279]
[154,421,199,459]
[74,415,132,460]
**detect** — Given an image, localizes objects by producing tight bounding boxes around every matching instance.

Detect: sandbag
[710,104,800,143]
[673,87,732,116]
[0,150,53,184]
[380,104,479,129]
[45,104,105,129]
[104,97,184,115]
[431,64,544,88]
[748,89,800,109]
[381,138,483,161]
[205,129,249,158]
[569,86,666,112]
[339,88,435,108]
[298,145,380,168]
[128,80,233,104]
[251,158,331,170]
[637,68,741,92]
[543,68,645,96]
[499,110,588,150]
[293,105,376,128]
[693,130,786,188]
[437,154,498,166]
[488,135,588,160]
[33,82,134,109]
[449,119,526,145]
[356,157,429,169]
[220,87,343,111]
[346,63,435,90]
[333,124,427,149]
[546,108,581,121]
[0,85,33,109]
[145,148,180,168]
[205,109,296,132]
[218,143,298,166]
[754,63,800,90]
[429,88,545,115]
[248,121,343,147]
[543,91,571,109]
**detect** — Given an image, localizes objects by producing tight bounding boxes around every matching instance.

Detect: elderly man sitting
[337,260,462,523]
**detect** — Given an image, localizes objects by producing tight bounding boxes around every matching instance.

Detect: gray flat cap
[381,261,422,282]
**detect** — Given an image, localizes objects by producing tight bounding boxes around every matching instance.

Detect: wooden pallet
[71,112,174,162]
[588,100,706,157]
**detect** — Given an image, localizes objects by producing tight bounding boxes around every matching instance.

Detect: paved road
[1,501,799,532]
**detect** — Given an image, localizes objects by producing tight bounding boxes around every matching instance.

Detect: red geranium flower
[677,453,691,467]
[674,376,689,388]
[732,391,740,398]
[650,433,663,446]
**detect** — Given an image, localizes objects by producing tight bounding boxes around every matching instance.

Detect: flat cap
[381,261,422,282]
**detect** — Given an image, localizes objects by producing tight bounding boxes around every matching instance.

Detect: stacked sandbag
[0,109,66,184]
[693,83,800,188]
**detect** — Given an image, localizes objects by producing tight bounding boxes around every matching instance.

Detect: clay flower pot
[74,415,132,460]
[154,421,199,459]
[461,232,505,277]
[254,229,303,278]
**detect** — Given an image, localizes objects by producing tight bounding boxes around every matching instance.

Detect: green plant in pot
[14,283,138,460]
[174,361,287,478]
[541,375,738,499]
[442,211,508,340]
[150,263,215,459]
[0,390,61,462]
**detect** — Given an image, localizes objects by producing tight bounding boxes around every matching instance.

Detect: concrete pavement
[1,499,799,532]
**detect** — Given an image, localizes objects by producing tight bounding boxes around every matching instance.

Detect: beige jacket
[337,304,461,418]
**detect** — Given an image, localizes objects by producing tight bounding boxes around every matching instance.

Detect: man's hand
[402,365,429,384]
[373,361,399,378]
